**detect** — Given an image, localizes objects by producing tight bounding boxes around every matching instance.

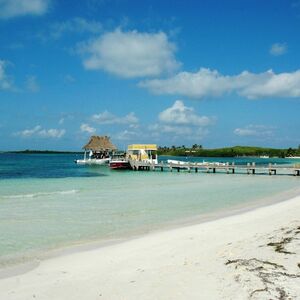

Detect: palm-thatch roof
[83,136,116,151]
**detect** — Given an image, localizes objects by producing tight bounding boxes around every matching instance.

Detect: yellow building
[127,144,158,164]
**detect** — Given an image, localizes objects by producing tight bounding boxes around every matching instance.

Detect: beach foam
[0,189,79,199]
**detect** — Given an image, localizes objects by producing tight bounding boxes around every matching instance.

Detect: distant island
[2,145,300,158]
[5,150,83,154]
[157,145,300,158]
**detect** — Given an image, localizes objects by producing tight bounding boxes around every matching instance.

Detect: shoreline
[0,189,300,299]
[1,185,300,276]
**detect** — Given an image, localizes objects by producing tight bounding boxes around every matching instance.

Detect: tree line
[157,145,300,158]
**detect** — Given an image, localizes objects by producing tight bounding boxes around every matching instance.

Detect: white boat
[75,157,110,165]
[75,135,116,165]
[109,152,130,169]
[260,155,269,158]
[167,159,190,165]
[167,159,210,166]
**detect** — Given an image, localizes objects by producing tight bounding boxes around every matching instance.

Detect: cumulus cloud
[159,100,214,126]
[92,111,139,125]
[49,17,102,39]
[80,123,96,134]
[0,0,49,19]
[26,75,39,92]
[78,29,180,78]
[149,123,209,141]
[15,125,65,138]
[234,125,274,137]
[149,100,214,141]
[270,43,287,56]
[140,68,300,99]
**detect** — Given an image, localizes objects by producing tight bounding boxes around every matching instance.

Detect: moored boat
[109,152,130,170]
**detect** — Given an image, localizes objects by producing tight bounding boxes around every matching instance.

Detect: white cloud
[149,123,209,141]
[0,60,13,90]
[49,17,102,39]
[15,125,65,138]
[148,100,214,141]
[116,129,139,141]
[78,29,180,78]
[140,68,300,99]
[26,75,39,92]
[159,100,214,126]
[0,0,49,19]
[92,111,139,125]
[270,43,287,56]
[234,125,274,137]
[15,125,41,138]
[80,123,96,134]
[38,128,65,138]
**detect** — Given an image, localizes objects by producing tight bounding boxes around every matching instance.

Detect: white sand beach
[0,195,300,300]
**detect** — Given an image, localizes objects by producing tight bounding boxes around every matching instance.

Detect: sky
[0,0,300,151]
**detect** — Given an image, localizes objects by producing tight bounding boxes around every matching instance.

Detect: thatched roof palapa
[83,135,116,151]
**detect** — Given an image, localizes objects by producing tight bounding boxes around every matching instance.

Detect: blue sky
[0,0,300,150]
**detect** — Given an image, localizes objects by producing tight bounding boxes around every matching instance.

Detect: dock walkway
[129,160,300,176]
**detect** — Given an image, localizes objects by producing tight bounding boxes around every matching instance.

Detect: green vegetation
[4,146,300,158]
[158,145,300,158]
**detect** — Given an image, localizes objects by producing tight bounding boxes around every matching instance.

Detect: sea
[0,153,300,267]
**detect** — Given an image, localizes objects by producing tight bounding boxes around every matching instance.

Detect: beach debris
[225,224,300,299]
[267,237,295,254]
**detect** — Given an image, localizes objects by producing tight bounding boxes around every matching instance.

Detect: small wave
[1,189,79,199]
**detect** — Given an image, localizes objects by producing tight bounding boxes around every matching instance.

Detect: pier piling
[128,160,300,177]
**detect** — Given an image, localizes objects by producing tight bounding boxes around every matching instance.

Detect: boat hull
[109,161,130,170]
[75,158,110,165]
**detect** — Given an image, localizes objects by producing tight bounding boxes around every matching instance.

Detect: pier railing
[128,160,300,176]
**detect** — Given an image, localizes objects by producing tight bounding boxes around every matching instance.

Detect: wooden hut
[83,135,116,152]
[81,136,116,161]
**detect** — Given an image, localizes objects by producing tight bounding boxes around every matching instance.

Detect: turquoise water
[0,153,300,266]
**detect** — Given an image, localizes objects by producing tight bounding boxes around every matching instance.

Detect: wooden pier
[129,160,300,177]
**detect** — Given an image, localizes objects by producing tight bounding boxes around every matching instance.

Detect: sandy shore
[0,195,300,300]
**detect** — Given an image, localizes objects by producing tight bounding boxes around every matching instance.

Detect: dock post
[188,163,191,173]
[195,167,198,173]
[177,167,180,172]
[213,168,216,173]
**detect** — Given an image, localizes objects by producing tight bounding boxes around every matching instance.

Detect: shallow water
[0,153,299,266]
